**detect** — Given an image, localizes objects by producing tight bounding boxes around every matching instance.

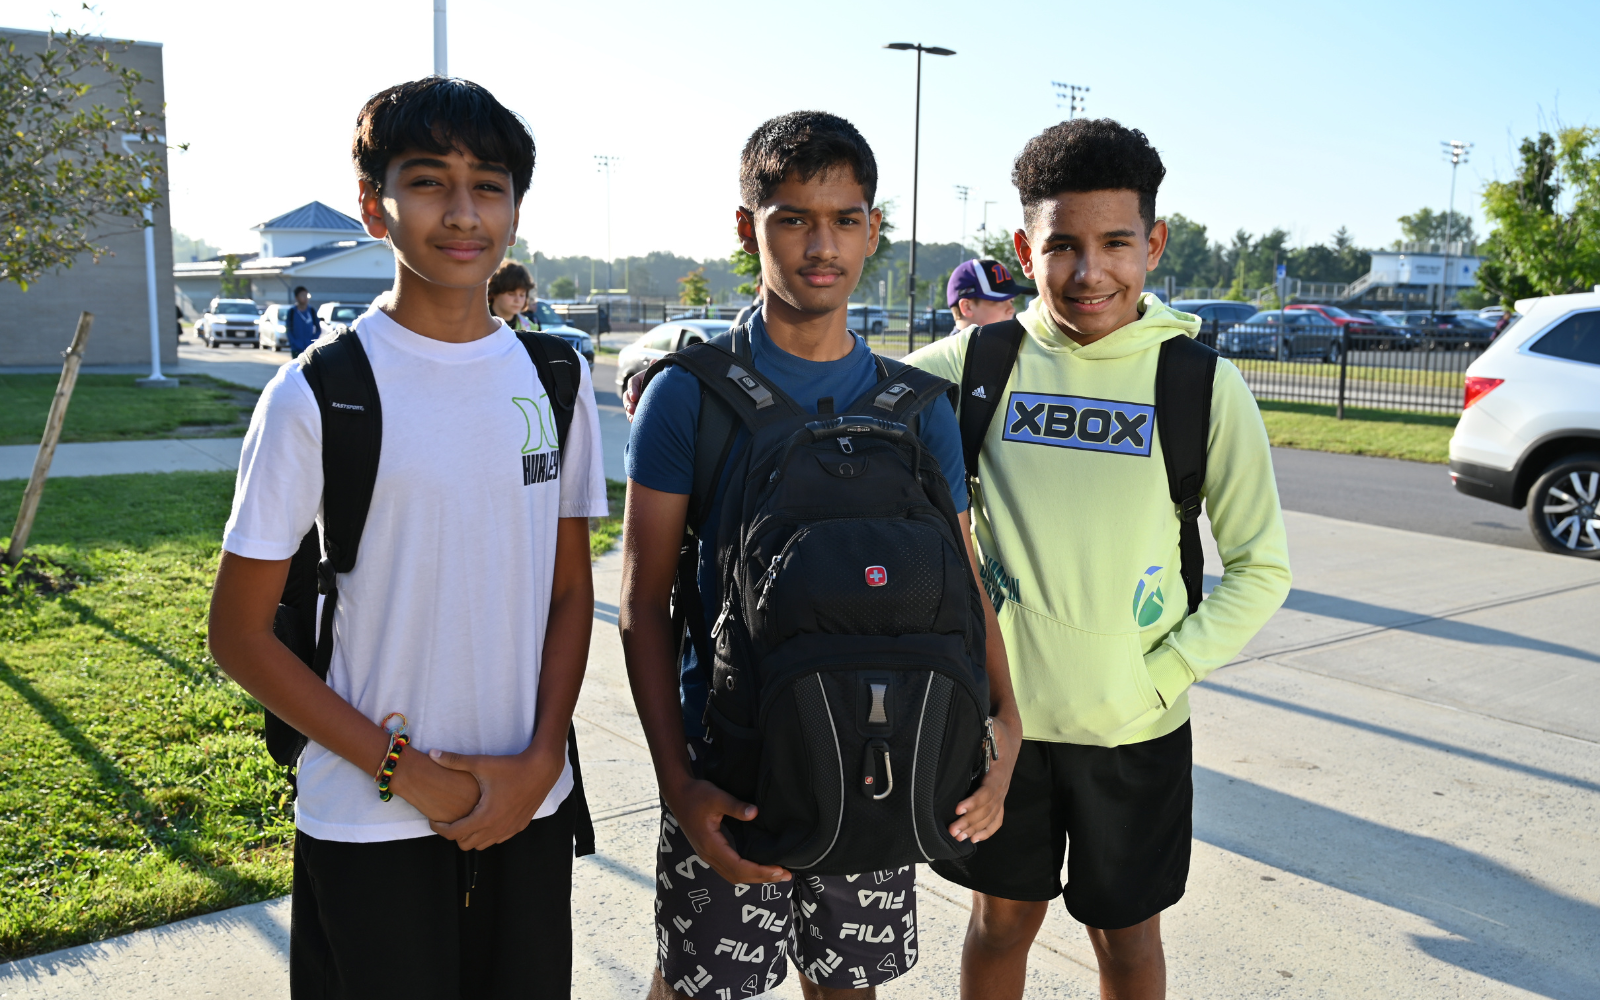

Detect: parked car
[1394,310,1494,350]
[1449,288,1600,557]
[317,302,367,336]
[1348,309,1422,349]
[911,308,955,337]
[257,303,295,351]
[847,304,887,338]
[1286,302,1391,349]
[523,299,596,366]
[196,298,262,348]
[1217,310,1342,362]
[1171,299,1258,349]
[615,320,732,391]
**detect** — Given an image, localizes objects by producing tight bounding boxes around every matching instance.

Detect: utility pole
[885,43,955,321]
[954,185,970,254]
[1052,81,1090,119]
[595,155,618,292]
[1440,140,1472,314]
[433,0,447,76]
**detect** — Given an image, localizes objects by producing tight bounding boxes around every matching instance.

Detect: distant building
[1345,241,1483,309]
[173,201,395,316]
[0,27,174,367]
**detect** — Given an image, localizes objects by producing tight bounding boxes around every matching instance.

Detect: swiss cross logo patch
[865,565,888,587]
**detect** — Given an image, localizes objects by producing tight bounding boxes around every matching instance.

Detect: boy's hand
[426,742,569,851]
[387,747,481,825]
[623,371,645,420]
[666,777,791,886]
[948,712,1020,845]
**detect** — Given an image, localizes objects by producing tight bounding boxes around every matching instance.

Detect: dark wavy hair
[740,111,877,209]
[1012,119,1165,233]
[353,78,535,198]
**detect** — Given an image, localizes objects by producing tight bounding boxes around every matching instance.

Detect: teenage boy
[947,258,1027,334]
[905,119,1291,999]
[208,77,607,998]
[287,286,321,356]
[621,111,1022,1000]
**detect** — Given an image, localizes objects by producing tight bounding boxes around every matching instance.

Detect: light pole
[121,133,174,388]
[977,200,998,250]
[595,155,618,293]
[1440,139,1472,314]
[433,0,447,76]
[1052,81,1089,119]
[885,43,955,322]
[954,185,970,254]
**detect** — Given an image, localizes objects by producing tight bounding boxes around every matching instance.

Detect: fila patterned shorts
[654,805,918,996]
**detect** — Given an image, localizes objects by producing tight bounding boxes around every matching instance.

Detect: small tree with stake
[678,267,711,307]
[2,24,167,568]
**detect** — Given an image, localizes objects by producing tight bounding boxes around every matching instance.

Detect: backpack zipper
[754,525,816,611]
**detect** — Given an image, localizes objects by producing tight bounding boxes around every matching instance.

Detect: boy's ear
[1013,229,1035,280]
[735,207,759,256]
[1145,219,1169,273]
[867,204,882,259]
[358,179,390,240]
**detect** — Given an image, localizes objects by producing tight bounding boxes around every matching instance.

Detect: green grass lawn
[1258,401,1458,464]
[0,471,628,961]
[0,472,290,961]
[0,374,255,447]
[590,479,626,559]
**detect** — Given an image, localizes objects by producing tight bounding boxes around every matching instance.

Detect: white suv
[197,298,262,347]
[1450,288,1600,557]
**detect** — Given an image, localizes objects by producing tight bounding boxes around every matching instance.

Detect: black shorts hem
[1063,884,1187,931]
[926,860,1061,904]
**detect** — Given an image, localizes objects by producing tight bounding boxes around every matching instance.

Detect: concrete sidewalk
[3,509,1597,998]
[0,438,243,480]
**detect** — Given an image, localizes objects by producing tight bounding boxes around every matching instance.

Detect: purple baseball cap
[948,258,1030,306]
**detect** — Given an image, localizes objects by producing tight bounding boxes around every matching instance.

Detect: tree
[1476,127,1600,303]
[1148,213,1215,289]
[858,200,898,294]
[678,267,711,306]
[546,275,577,299]
[172,230,218,263]
[1,28,167,289]
[1395,207,1477,248]
[729,246,760,298]
[219,254,249,298]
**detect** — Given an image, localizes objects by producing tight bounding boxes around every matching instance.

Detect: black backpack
[957,319,1219,614]
[264,328,595,855]
[642,325,991,875]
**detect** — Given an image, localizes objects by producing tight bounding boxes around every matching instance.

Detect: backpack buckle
[1176,495,1202,523]
[316,557,337,595]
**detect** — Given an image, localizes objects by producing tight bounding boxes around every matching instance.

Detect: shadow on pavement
[1195,766,1599,999]
[1205,682,1600,796]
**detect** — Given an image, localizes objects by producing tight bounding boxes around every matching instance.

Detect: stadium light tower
[885,43,955,314]
[955,185,970,253]
[1052,81,1089,119]
[1440,139,1472,311]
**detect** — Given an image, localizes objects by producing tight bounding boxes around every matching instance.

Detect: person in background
[489,259,537,332]
[948,258,1028,335]
[286,286,321,356]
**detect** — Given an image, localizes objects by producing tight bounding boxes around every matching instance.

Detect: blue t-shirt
[626,310,968,738]
[287,307,318,353]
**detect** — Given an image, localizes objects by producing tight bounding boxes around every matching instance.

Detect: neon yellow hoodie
[906,294,1291,747]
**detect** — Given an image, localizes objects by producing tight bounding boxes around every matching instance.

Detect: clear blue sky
[11,0,1598,262]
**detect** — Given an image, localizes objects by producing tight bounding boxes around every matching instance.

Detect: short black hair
[293,285,308,296]
[740,111,877,210]
[353,78,535,199]
[1012,119,1165,234]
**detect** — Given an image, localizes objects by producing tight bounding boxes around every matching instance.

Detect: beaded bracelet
[377,733,409,802]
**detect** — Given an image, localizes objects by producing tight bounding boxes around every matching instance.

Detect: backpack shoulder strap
[957,319,1026,484]
[300,330,382,580]
[516,330,582,451]
[1155,334,1219,615]
[845,356,954,427]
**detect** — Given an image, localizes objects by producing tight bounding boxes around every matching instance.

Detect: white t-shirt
[223,307,608,842]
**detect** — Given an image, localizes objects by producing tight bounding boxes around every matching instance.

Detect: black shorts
[654,805,919,994]
[291,795,575,999]
[930,722,1192,930]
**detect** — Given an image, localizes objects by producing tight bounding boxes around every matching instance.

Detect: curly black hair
[353,78,536,199]
[740,111,877,210]
[1012,119,1165,234]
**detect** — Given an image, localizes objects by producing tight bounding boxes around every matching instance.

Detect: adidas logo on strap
[971,385,988,399]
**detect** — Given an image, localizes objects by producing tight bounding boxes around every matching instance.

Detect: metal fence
[1197,319,1487,415]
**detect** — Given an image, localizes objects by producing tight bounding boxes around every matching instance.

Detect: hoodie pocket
[1000,599,1166,747]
